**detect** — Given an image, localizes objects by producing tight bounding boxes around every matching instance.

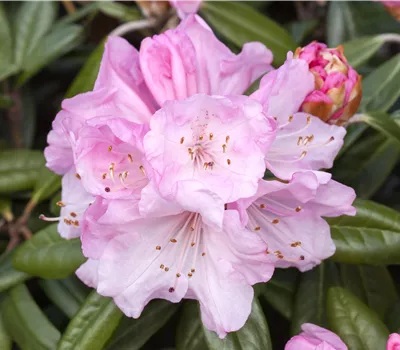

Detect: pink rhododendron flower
[388,333,400,350]
[294,42,362,125]
[285,323,348,350]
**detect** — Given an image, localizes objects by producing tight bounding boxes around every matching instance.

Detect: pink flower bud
[295,42,362,126]
[387,333,400,350]
[381,1,400,21]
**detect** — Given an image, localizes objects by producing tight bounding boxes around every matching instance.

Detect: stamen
[297,136,303,146]
[39,214,60,222]
[259,204,266,209]
[209,133,213,140]
[108,145,112,152]
[295,206,302,212]
[202,252,206,256]
[191,242,195,247]
[165,267,169,272]
[272,219,279,224]
[222,144,226,153]
[291,241,302,247]
[109,163,115,181]
[56,201,65,207]
[254,226,261,231]
[226,136,230,143]
[156,246,161,250]
[128,154,133,163]
[306,116,311,124]
[160,264,164,269]
[288,115,293,122]
[102,173,107,180]
[170,238,177,243]
[199,135,204,141]
[180,137,184,144]
[191,268,195,273]
[139,165,146,176]
[227,159,231,165]
[188,272,193,277]
[70,212,77,217]
[176,273,181,278]
[75,173,81,180]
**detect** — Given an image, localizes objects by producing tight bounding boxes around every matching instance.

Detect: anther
[170,238,177,243]
[227,159,231,165]
[108,145,112,152]
[288,115,293,122]
[190,227,194,231]
[307,116,311,124]
[191,242,195,247]
[56,201,65,207]
[176,273,181,278]
[180,137,184,144]
[300,255,305,260]
[226,136,230,143]
[297,136,303,146]
[128,154,133,163]
[75,173,81,180]
[73,220,79,227]
[199,135,204,141]
[295,206,302,212]
[160,264,165,269]
[254,226,261,231]
[272,219,279,224]
[191,268,195,273]
[300,151,307,159]
[222,144,226,153]
[202,252,206,256]
[139,165,146,176]
[188,273,193,277]
[105,187,111,192]
[260,204,266,209]
[70,212,77,217]
[102,173,107,180]
[209,133,213,140]
[165,267,169,272]
[156,246,161,250]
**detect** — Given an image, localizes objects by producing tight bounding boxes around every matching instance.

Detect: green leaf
[18,24,84,85]
[257,268,298,319]
[1,284,61,350]
[329,199,400,265]
[385,301,400,333]
[0,150,45,193]
[200,1,296,66]
[13,224,86,279]
[340,264,398,319]
[20,85,36,148]
[360,112,400,146]
[107,300,179,350]
[55,3,100,28]
[13,2,58,69]
[343,36,385,68]
[291,262,339,335]
[31,167,61,204]
[361,54,400,113]
[0,94,13,109]
[39,276,89,319]
[327,287,389,350]
[58,291,122,350]
[0,198,11,216]
[0,251,29,293]
[0,3,15,81]
[326,1,349,48]
[0,309,11,350]
[203,299,272,350]
[65,40,105,98]
[176,301,207,350]
[97,2,142,22]
[289,19,319,45]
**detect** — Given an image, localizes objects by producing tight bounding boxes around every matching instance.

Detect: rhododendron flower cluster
[285,323,348,350]
[294,42,362,126]
[44,15,356,338]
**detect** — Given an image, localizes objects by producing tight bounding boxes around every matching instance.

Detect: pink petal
[387,333,400,350]
[266,113,346,181]
[170,0,201,19]
[140,15,272,106]
[251,53,314,125]
[76,259,99,289]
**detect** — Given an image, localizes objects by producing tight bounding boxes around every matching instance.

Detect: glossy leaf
[291,262,339,335]
[343,36,385,68]
[39,276,89,319]
[0,150,45,193]
[54,3,100,29]
[340,264,398,319]
[176,301,207,350]
[203,299,272,350]
[65,40,105,98]
[329,199,400,264]
[361,54,400,113]
[385,301,400,333]
[258,268,299,320]
[200,1,296,66]
[327,287,389,350]
[58,291,123,350]
[13,2,57,69]
[360,111,400,146]
[0,3,15,80]
[0,308,11,350]
[19,24,84,85]
[13,224,86,279]
[31,167,61,204]
[1,284,61,350]
[0,251,29,293]
[107,300,179,350]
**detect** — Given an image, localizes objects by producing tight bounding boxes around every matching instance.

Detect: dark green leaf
[291,262,339,335]
[1,284,61,350]
[55,3,100,28]
[18,24,84,85]
[20,86,36,148]
[200,1,296,66]
[58,291,123,350]
[203,299,272,350]
[0,308,11,350]
[13,2,58,69]
[65,40,105,98]
[0,251,29,293]
[97,2,142,22]
[257,268,298,319]
[31,167,61,204]
[39,276,89,318]
[327,287,389,350]
[0,3,15,81]
[360,112,400,146]
[0,94,13,109]
[13,224,86,279]
[0,150,45,193]
[176,301,207,350]
[361,54,400,113]
[385,301,400,333]
[343,36,385,68]
[329,199,400,265]
[340,264,398,319]
[289,19,319,45]
[107,300,179,350]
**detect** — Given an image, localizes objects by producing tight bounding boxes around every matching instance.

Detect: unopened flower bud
[136,1,170,18]
[295,42,362,126]
[381,1,400,21]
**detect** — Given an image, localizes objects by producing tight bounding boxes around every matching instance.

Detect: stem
[62,0,76,14]
[109,18,157,37]
[17,199,37,227]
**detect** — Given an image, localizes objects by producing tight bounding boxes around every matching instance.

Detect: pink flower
[230,172,355,272]
[294,42,362,125]
[387,333,400,350]
[170,0,202,19]
[285,323,348,350]
[77,187,274,338]
[381,1,400,20]
[144,94,276,220]
[251,53,347,183]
